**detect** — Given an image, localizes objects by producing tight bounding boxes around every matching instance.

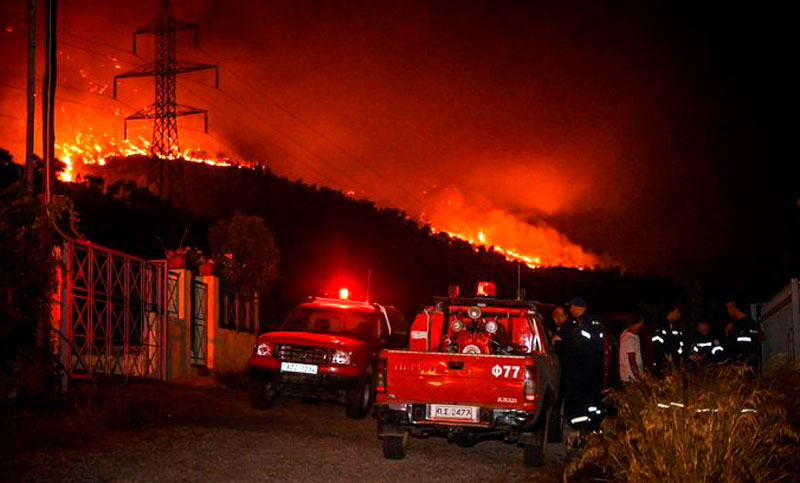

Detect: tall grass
[565,363,800,482]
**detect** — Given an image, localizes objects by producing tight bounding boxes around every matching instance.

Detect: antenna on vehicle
[516,262,523,300]
[365,268,372,303]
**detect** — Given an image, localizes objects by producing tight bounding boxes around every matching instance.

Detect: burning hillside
[56,133,234,183]
[2,0,608,273]
[55,138,603,270]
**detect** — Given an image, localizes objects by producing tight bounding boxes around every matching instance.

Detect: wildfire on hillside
[425,187,601,269]
[55,137,602,270]
[55,133,234,183]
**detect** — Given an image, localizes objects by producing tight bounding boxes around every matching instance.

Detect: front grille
[274,344,332,364]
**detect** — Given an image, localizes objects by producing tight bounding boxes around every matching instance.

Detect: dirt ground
[2,380,569,482]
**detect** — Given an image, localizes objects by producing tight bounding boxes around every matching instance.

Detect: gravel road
[7,383,568,482]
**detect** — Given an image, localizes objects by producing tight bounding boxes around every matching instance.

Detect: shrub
[566,363,800,482]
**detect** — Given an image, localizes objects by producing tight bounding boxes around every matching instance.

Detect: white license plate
[280,362,318,375]
[427,404,480,422]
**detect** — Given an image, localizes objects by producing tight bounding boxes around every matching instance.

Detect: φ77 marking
[491,364,521,378]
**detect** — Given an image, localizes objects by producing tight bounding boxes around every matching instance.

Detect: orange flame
[424,188,601,269]
[55,134,602,270]
[55,133,233,182]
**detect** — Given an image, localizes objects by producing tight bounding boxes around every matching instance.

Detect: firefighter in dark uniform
[561,297,605,430]
[689,320,726,363]
[551,305,569,356]
[724,300,762,368]
[549,305,569,438]
[651,304,685,374]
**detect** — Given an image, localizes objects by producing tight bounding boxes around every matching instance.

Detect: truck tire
[523,404,550,467]
[547,400,563,443]
[249,380,276,410]
[345,367,374,419]
[382,433,409,460]
[523,440,545,467]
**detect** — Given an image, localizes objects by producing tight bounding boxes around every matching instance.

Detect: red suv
[248,295,406,418]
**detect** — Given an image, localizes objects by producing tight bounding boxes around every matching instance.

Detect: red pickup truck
[374,285,560,466]
[248,294,406,418]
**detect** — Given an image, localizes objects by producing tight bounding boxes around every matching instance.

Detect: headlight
[256,342,272,356]
[484,320,498,334]
[451,319,464,332]
[331,350,354,365]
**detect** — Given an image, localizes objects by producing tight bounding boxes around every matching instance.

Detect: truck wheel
[249,380,276,410]
[523,441,545,467]
[345,367,374,419]
[382,433,409,460]
[547,402,563,443]
[523,405,550,467]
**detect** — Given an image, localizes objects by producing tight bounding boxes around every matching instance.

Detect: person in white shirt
[619,317,644,383]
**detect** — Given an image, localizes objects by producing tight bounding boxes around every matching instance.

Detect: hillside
[58,155,684,325]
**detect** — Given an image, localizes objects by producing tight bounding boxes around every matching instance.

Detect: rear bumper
[249,367,361,396]
[374,403,537,436]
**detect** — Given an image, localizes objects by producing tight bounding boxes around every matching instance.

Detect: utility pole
[41,0,56,207]
[25,0,36,196]
[113,0,218,199]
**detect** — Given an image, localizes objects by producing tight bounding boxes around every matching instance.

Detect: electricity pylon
[114,0,218,198]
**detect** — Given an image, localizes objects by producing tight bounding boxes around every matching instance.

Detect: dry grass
[565,363,800,482]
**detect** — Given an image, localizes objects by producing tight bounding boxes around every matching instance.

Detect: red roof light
[476,281,496,297]
[338,287,350,300]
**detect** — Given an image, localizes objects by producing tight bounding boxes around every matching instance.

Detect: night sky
[0,0,794,297]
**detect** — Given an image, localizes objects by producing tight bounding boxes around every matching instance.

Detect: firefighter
[724,300,762,368]
[689,320,725,363]
[562,297,605,430]
[651,304,685,374]
[550,305,569,355]
[550,305,569,436]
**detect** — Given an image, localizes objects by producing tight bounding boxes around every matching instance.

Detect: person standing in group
[619,316,645,383]
[724,300,762,368]
[549,305,570,439]
[690,320,726,364]
[550,305,569,355]
[651,303,685,374]
[562,297,605,429]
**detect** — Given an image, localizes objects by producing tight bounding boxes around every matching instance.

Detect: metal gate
[62,240,168,380]
[191,279,208,365]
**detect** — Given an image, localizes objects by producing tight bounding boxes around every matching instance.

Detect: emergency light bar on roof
[477,281,496,297]
[309,297,374,308]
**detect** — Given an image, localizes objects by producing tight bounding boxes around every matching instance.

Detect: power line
[56,2,427,207]
[180,82,340,184]
[195,83,384,200]
[198,49,428,208]
[179,83,336,185]
[20,2,431,207]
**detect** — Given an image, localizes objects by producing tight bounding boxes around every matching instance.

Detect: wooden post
[24,0,36,195]
[41,0,56,207]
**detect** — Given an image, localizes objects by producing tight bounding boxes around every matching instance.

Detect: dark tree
[209,212,280,297]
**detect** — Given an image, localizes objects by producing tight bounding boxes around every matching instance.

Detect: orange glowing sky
[0,0,792,285]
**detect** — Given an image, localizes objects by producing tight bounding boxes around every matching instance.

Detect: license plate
[427,404,480,422]
[280,362,318,375]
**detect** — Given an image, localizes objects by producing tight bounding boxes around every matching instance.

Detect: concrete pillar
[198,274,219,371]
[167,268,192,379]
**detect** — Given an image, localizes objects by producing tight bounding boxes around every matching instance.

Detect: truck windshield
[281,307,376,340]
